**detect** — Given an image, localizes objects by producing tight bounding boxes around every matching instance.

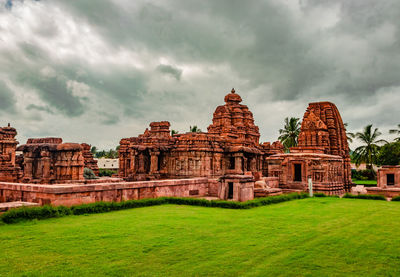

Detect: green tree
[171,130,179,136]
[344,123,355,144]
[389,124,400,142]
[90,146,97,155]
[189,126,202,133]
[353,124,387,169]
[377,142,400,166]
[95,150,106,158]
[278,117,301,151]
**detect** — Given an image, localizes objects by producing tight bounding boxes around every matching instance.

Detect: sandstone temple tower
[119,89,283,182]
[265,102,351,194]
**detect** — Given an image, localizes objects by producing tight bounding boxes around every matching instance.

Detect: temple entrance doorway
[294,164,302,182]
[228,182,234,199]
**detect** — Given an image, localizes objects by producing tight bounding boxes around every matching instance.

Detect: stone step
[0,201,39,212]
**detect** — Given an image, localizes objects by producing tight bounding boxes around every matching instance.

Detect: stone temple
[0,89,355,207]
[119,89,283,182]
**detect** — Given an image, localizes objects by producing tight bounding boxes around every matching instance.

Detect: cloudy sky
[0,0,400,150]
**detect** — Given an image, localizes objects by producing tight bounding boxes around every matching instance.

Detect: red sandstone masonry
[0,178,214,206]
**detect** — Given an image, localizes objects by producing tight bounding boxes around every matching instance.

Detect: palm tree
[171,130,179,136]
[353,124,387,169]
[278,117,301,151]
[189,125,202,133]
[389,124,400,142]
[344,123,355,143]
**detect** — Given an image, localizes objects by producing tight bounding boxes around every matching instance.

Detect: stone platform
[366,187,400,198]
[0,178,218,206]
[0,201,39,212]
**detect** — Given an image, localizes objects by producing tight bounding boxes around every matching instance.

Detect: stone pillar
[119,155,126,177]
[130,150,136,173]
[150,151,160,174]
[234,153,243,175]
[24,156,33,179]
[42,155,51,180]
[137,152,144,173]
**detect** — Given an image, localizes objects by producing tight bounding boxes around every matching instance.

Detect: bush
[99,169,118,177]
[343,193,386,201]
[352,169,376,181]
[391,196,400,201]
[1,205,72,224]
[83,168,98,180]
[0,193,309,224]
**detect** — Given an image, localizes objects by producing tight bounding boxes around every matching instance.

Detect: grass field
[353,179,378,186]
[1,197,400,276]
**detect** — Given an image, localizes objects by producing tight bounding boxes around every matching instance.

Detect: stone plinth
[0,178,213,206]
[0,201,39,212]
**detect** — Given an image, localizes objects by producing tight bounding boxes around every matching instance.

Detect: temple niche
[17,138,84,184]
[265,102,351,195]
[0,125,20,182]
[119,89,284,182]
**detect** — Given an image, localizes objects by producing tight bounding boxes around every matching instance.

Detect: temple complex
[0,88,356,206]
[119,90,351,196]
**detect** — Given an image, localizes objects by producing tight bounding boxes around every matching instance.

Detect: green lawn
[1,198,400,276]
[353,179,378,186]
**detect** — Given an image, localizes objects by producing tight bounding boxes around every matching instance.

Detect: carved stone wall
[266,153,346,195]
[17,138,84,184]
[0,125,19,182]
[81,143,99,176]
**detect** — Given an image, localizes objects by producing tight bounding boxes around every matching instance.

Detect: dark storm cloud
[1,0,400,148]
[101,113,119,125]
[26,104,54,114]
[156,64,182,80]
[0,80,16,112]
[16,70,85,117]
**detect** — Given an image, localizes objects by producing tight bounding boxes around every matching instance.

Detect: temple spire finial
[231,88,235,94]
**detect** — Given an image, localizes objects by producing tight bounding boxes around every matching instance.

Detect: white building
[96,158,119,170]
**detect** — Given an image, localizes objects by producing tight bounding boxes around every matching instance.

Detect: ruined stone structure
[265,102,351,195]
[365,166,400,198]
[377,166,400,188]
[81,143,100,176]
[0,125,19,182]
[218,174,255,202]
[17,138,84,184]
[119,89,283,186]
